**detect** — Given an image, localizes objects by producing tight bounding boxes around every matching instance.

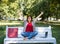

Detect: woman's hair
[27,15,33,22]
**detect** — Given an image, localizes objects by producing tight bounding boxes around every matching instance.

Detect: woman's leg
[28,31,38,39]
[21,32,29,37]
[21,32,30,40]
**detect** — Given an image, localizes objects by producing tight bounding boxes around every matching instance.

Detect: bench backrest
[6,26,52,38]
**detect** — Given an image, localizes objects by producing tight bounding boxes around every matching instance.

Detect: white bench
[4,26,56,44]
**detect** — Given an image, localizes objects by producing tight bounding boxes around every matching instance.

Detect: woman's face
[28,16,31,22]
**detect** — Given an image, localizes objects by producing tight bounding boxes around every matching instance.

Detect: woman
[21,12,43,40]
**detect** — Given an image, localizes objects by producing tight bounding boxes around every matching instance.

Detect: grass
[0,26,6,44]
[52,25,60,44]
[0,20,60,44]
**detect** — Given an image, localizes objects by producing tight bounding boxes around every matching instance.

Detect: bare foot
[24,37,28,40]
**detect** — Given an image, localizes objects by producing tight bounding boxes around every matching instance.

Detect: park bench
[4,26,56,44]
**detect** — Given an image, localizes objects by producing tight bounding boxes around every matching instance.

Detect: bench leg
[54,41,56,44]
[4,40,8,44]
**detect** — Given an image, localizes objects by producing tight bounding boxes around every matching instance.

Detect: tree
[0,0,20,20]
[0,0,60,21]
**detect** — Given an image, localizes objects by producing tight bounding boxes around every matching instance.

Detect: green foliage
[49,0,60,19]
[0,0,60,20]
[22,0,60,20]
[0,0,19,20]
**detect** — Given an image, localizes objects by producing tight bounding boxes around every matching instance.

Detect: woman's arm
[34,12,44,22]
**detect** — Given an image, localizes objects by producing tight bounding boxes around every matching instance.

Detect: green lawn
[0,21,60,44]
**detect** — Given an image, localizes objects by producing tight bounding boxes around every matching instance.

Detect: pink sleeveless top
[25,22,33,32]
